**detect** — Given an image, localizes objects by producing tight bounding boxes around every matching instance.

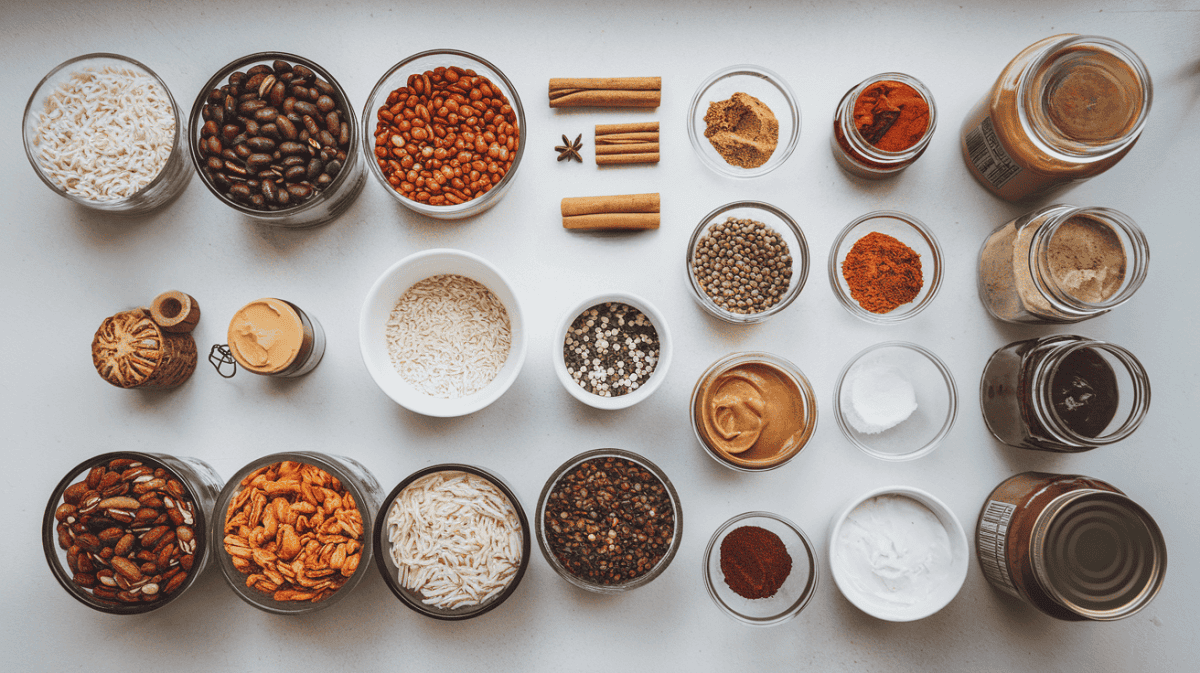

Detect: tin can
[976,472,1166,621]
[226,298,326,378]
[980,335,1150,452]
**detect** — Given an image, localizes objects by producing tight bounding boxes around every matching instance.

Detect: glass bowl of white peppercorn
[188,52,365,228]
[686,201,809,324]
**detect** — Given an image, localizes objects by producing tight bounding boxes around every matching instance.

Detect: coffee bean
[254,107,278,123]
[247,137,276,152]
[284,165,307,182]
[276,116,297,140]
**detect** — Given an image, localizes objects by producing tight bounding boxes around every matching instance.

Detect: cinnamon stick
[549,77,661,108]
[595,121,660,134]
[595,143,659,155]
[596,153,659,165]
[594,122,661,165]
[561,193,660,231]
[595,132,660,144]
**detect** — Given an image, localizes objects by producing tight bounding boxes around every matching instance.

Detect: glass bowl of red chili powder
[828,210,944,323]
[703,511,819,626]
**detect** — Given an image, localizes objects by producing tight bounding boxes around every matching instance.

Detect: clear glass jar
[831,72,937,179]
[189,52,365,228]
[224,298,326,378]
[691,352,818,472]
[980,335,1150,452]
[978,204,1149,323]
[960,35,1152,201]
[976,472,1166,621]
[536,449,682,594]
[23,54,192,215]
[42,451,222,613]
[212,452,384,614]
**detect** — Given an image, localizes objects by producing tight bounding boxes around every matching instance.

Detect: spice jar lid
[702,511,818,626]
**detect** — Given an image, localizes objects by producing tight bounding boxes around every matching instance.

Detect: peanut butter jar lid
[1031,490,1166,620]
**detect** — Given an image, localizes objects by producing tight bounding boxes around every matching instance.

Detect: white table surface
[3,1,1198,670]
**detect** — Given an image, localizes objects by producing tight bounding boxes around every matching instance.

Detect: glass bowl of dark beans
[42,451,223,614]
[188,52,365,227]
[685,201,810,324]
[535,449,682,594]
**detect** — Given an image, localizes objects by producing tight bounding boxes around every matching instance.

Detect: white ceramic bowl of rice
[360,249,526,417]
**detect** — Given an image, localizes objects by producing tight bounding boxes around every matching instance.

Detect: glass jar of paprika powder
[980,335,1150,452]
[976,472,1166,621]
[960,35,1152,201]
[831,72,937,179]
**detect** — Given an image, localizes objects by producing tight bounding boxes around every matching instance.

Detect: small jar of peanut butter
[226,298,326,377]
[960,35,1152,201]
[690,352,818,472]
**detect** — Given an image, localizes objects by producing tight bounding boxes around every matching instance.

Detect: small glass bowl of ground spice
[833,342,958,461]
[828,211,944,323]
[703,511,819,626]
[554,292,673,410]
[831,73,937,179]
[686,201,810,324]
[688,65,801,178]
[536,449,682,594]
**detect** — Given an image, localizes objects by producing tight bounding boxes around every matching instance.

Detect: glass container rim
[360,48,526,218]
[1029,204,1150,313]
[835,71,938,164]
[1031,337,1151,447]
[685,200,810,324]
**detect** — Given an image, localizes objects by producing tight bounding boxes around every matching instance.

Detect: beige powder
[703,92,778,168]
[1047,215,1126,303]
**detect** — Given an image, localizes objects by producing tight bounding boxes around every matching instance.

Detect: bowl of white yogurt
[829,486,969,621]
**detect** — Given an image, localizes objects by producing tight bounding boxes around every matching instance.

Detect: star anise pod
[555,133,583,162]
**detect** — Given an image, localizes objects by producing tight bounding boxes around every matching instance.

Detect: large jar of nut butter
[977,472,1166,621]
[961,35,1152,202]
[980,335,1150,452]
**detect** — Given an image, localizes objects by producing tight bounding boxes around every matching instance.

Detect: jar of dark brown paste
[976,472,1166,621]
[980,335,1150,452]
[960,35,1152,201]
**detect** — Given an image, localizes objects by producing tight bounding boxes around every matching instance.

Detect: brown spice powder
[1047,215,1126,303]
[703,92,779,168]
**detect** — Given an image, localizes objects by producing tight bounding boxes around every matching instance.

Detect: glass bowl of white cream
[829,486,969,621]
[832,341,957,461]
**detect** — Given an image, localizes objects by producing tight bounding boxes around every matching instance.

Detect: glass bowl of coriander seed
[685,201,810,324]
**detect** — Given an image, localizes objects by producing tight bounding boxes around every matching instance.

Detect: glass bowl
[553,291,673,410]
[828,210,944,323]
[690,351,818,472]
[685,201,810,324]
[703,511,819,626]
[362,49,526,220]
[359,248,527,417]
[829,486,969,621]
[373,464,530,620]
[687,64,801,179]
[833,342,958,461]
[212,452,384,614]
[42,451,222,613]
[188,51,366,228]
[535,449,682,594]
[23,53,191,215]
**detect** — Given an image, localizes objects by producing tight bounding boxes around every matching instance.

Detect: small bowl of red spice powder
[830,72,937,179]
[828,211,944,323]
[703,511,818,626]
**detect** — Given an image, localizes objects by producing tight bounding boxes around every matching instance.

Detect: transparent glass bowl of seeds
[188,51,365,228]
[828,210,944,323]
[535,449,683,594]
[212,452,384,615]
[553,291,673,410]
[362,49,526,220]
[833,342,958,461]
[703,511,819,626]
[687,64,801,178]
[359,248,527,417]
[373,464,530,621]
[42,451,222,614]
[686,201,810,324]
[23,53,192,215]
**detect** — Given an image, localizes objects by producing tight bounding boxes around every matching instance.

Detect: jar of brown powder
[960,35,1151,201]
[977,204,1148,324]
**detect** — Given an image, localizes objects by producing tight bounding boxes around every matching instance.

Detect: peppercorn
[544,457,674,585]
[692,217,792,314]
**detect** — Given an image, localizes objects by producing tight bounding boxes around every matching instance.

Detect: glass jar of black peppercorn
[535,449,682,594]
[188,52,365,228]
[980,335,1150,452]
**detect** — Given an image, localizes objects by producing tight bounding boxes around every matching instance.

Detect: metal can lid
[1031,489,1166,620]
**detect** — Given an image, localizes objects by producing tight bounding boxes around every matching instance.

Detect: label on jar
[977,499,1020,597]
[965,116,1022,190]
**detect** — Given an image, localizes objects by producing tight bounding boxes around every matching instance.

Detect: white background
[3,1,1198,670]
